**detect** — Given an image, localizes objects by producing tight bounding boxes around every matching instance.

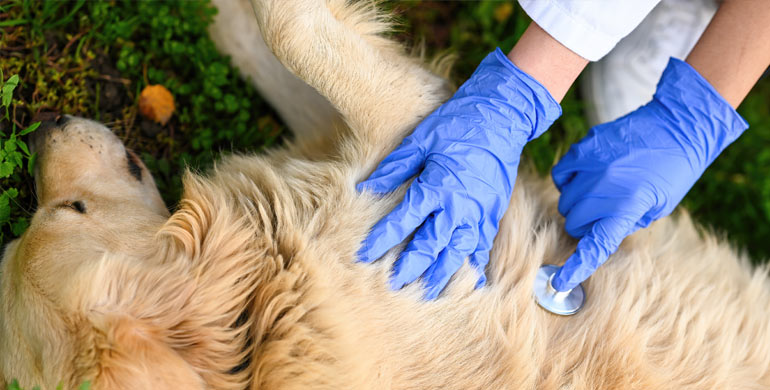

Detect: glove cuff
[460,48,563,141]
[653,58,749,163]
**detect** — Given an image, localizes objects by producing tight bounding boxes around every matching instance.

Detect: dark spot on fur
[125,149,143,182]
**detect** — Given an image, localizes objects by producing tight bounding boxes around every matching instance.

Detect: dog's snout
[28,116,74,153]
[28,120,58,154]
[38,120,59,132]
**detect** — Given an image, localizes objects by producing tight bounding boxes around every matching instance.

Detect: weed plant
[0,72,38,243]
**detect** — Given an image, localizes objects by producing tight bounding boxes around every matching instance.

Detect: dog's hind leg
[249,0,453,173]
[209,0,343,145]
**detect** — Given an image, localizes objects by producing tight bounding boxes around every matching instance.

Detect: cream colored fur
[1,0,769,389]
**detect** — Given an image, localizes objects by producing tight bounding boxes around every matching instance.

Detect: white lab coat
[518,0,661,61]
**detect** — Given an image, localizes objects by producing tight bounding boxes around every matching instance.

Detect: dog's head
[0,117,213,389]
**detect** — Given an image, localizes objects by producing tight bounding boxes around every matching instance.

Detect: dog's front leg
[209,0,343,145]
[250,0,452,174]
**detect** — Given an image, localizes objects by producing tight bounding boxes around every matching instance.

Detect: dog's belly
[296,167,770,389]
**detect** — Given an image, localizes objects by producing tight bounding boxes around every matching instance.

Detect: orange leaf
[139,85,175,125]
[494,3,514,23]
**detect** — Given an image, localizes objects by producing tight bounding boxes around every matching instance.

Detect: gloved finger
[357,137,426,194]
[551,145,582,191]
[468,218,497,288]
[468,249,490,288]
[389,211,454,290]
[551,128,608,192]
[637,211,657,230]
[357,181,439,263]
[555,171,601,217]
[552,216,636,291]
[422,225,478,300]
[563,195,648,238]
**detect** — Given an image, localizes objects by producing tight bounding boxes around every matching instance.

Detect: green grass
[1,0,768,265]
[6,378,90,390]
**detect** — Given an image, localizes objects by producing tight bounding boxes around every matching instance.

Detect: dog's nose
[37,120,58,133]
[28,115,73,153]
[55,114,69,126]
[28,120,58,154]
[30,115,69,136]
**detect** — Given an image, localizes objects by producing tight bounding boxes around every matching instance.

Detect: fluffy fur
[0,0,768,389]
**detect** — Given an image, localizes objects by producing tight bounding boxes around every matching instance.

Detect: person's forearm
[507,22,589,102]
[686,0,770,108]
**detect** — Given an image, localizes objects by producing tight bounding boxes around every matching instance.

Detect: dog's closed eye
[59,201,87,214]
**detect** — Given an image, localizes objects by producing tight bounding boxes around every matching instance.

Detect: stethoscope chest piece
[533,264,585,316]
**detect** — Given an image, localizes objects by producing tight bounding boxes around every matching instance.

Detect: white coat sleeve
[518,0,661,61]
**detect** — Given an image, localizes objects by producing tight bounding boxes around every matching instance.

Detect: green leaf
[4,139,17,153]
[19,122,40,136]
[10,218,28,236]
[0,195,10,225]
[10,151,22,168]
[5,74,19,88]
[79,381,92,390]
[27,153,37,176]
[0,19,29,27]
[6,378,21,390]
[0,161,14,179]
[17,140,30,157]
[1,74,19,108]
[3,188,18,199]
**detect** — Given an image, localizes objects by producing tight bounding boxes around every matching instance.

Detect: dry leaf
[139,84,175,125]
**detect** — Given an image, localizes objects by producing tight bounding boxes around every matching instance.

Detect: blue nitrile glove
[551,58,749,292]
[357,48,561,299]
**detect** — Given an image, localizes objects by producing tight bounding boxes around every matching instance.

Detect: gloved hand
[551,58,749,292]
[357,48,561,299]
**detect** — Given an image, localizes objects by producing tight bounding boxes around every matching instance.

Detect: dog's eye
[71,201,86,214]
[59,201,87,214]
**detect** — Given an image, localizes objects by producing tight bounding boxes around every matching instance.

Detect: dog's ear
[91,315,205,390]
[80,174,262,389]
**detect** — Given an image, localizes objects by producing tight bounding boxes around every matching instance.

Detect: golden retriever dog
[2,0,769,388]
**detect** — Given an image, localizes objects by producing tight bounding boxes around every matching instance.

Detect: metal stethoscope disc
[533,264,585,316]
